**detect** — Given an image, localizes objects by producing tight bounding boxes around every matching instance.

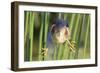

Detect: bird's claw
[41,48,48,56]
[67,39,76,53]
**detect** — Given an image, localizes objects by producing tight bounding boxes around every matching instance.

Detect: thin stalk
[44,13,49,48]
[72,14,81,41]
[57,44,63,60]
[69,14,80,59]
[67,14,76,59]
[43,12,49,60]
[61,42,68,59]
[53,44,58,60]
[84,16,90,58]
[69,14,76,33]
[24,12,29,43]
[24,12,29,61]
[29,12,35,61]
[74,14,83,59]
[24,12,28,60]
[24,12,30,61]
[60,43,66,59]
[38,13,44,61]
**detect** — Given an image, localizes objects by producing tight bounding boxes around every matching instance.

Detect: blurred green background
[24,11,90,61]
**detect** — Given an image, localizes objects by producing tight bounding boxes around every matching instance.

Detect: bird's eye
[55,29,59,33]
[55,30,60,36]
[56,32,60,36]
[65,29,68,35]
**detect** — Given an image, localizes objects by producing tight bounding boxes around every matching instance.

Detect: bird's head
[51,19,70,44]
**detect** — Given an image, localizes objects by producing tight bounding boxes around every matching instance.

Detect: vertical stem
[72,14,81,41]
[69,14,80,59]
[74,14,84,59]
[29,12,35,61]
[24,12,29,43]
[60,43,66,59]
[57,44,63,60]
[24,12,29,61]
[39,13,44,61]
[67,14,76,59]
[84,15,90,58]
[44,13,49,48]
[69,14,76,33]
[43,12,49,60]
[53,44,58,60]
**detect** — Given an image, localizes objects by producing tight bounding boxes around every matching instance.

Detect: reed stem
[84,15,90,58]
[38,13,44,61]
[29,12,35,61]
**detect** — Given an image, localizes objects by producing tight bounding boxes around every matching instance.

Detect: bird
[42,18,76,60]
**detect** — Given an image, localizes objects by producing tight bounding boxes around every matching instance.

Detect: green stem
[69,14,76,33]
[53,45,58,60]
[24,12,29,43]
[67,14,76,59]
[72,14,81,40]
[43,12,49,60]
[44,13,49,48]
[38,13,44,61]
[24,12,29,61]
[61,42,68,59]
[29,12,35,61]
[60,43,66,60]
[74,14,84,59]
[84,15,90,58]
[69,14,80,59]
[57,44,63,60]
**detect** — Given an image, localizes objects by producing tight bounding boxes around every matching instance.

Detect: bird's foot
[67,39,76,53]
[41,48,48,56]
